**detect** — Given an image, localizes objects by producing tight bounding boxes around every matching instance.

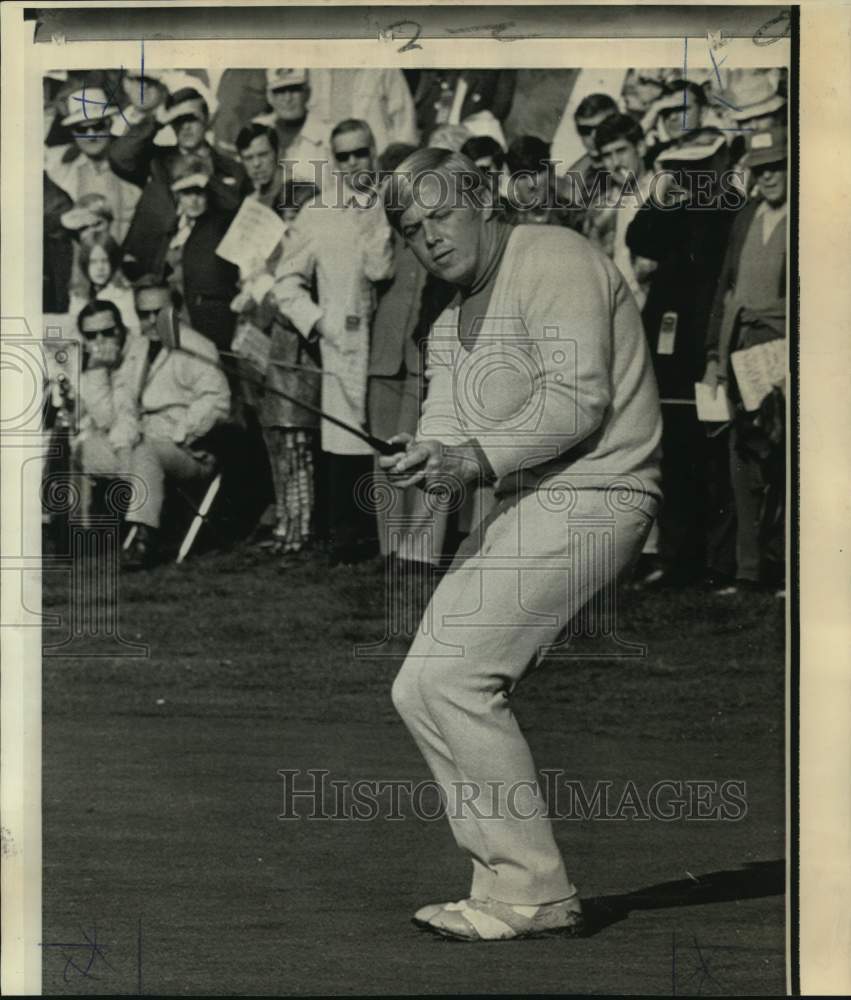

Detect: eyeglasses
[137,308,163,320]
[82,325,119,339]
[270,85,305,96]
[177,186,206,197]
[334,146,371,163]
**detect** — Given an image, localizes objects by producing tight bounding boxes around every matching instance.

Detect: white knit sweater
[418,224,663,501]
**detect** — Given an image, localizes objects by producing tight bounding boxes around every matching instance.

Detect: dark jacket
[413,70,516,137]
[176,207,241,350]
[704,198,787,368]
[627,198,741,400]
[109,114,244,277]
[43,173,74,313]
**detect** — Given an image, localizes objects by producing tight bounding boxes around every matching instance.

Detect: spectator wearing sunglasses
[121,276,231,570]
[44,85,141,244]
[67,300,147,511]
[273,118,394,564]
[558,93,619,234]
[68,232,140,338]
[110,86,244,278]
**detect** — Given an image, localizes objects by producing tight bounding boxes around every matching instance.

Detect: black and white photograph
[1,2,847,995]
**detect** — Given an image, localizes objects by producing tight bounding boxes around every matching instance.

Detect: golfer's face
[400,172,486,288]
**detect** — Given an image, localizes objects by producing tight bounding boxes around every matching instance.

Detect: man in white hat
[723,70,787,133]
[109,86,243,277]
[251,69,331,188]
[45,85,141,243]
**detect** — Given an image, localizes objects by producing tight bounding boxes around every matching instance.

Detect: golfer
[379,149,663,941]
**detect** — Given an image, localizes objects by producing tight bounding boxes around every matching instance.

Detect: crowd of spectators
[42,66,788,594]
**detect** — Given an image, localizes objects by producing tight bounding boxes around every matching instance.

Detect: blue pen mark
[70,70,130,139]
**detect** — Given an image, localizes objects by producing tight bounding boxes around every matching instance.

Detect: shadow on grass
[582,859,784,936]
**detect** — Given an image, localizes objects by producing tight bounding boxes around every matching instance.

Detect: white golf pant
[392,483,656,904]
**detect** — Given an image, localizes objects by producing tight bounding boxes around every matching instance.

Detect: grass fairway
[43,548,786,995]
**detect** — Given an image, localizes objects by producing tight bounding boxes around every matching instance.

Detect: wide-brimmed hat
[61,87,120,127]
[724,72,786,122]
[60,193,114,231]
[741,126,787,169]
[656,130,727,164]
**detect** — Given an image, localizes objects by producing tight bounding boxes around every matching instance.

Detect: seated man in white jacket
[379,149,662,941]
[69,300,146,517]
[122,277,231,568]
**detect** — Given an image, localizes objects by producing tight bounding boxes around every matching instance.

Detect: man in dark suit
[626,127,743,587]
[165,160,240,350]
[109,86,244,278]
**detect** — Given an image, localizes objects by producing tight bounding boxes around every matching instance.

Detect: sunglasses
[177,186,207,197]
[271,85,305,96]
[74,121,109,135]
[82,325,119,339]
[334,146,371,163]
[137,308,163,320]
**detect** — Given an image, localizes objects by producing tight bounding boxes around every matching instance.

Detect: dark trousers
[729,421,785,584]
[658,406,736,580]
[316,452,378,560]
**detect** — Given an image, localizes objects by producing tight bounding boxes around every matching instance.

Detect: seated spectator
[251,69,331,187]
[45,85,141,243]
[69,300,147,516]
[593,113,656,308]
[68,233,139,336]
[165,157,240,350]
[110,85,243,277]
[122,277,231,569]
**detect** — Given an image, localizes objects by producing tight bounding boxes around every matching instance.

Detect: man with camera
[379,149,662,941]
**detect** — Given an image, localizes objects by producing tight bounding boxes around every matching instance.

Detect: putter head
[155,305,182,351]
